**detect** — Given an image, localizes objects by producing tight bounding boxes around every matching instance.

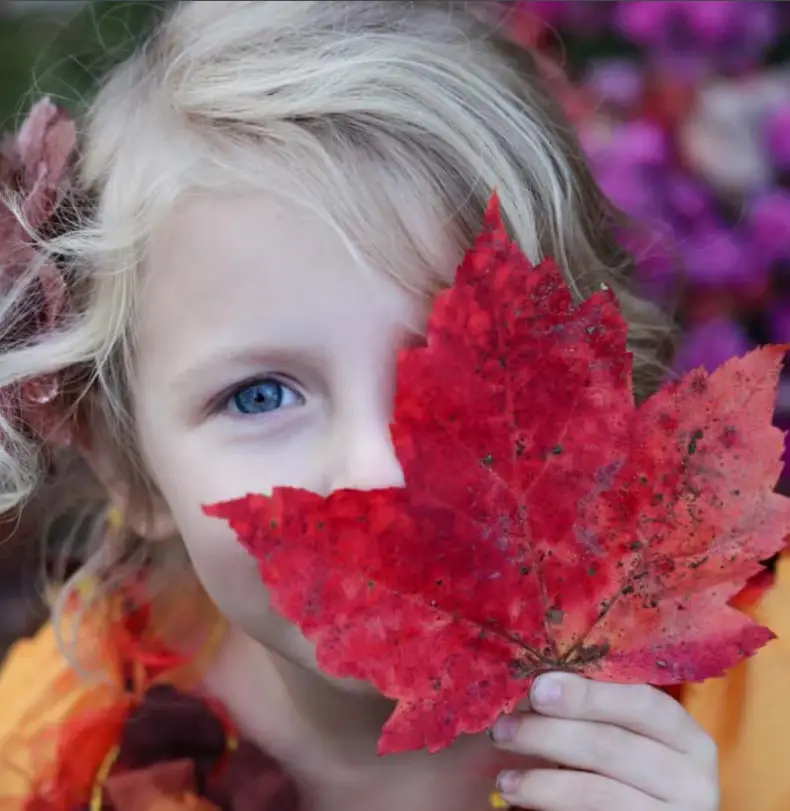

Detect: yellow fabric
[0,581,225,811]
[0,618,117,806]
[683,554,790,811]
[0,567,789,810]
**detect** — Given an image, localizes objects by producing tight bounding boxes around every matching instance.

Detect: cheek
[133,403,324,664]
[177,509,296,648]
[180,515,383,696]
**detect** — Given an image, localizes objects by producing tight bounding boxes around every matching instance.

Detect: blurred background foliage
[0,0,166,126]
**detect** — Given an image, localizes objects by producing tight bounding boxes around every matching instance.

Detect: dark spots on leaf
[316,521,325,530]
[639,475,648,484]
[546,608,564,625]
[270,519,279,530]
[482,453,494,467]
[551,444,563,455]
[689,556,708,570]
[687,428,704,455]
[521,566,531,575]
[587,566,597,577]
[721,425,738,448]
[368,580,375,590]
[515,439,526,457]
[566,642,610,667]
[436,579,443,586]
[630,541,642,551]
[499,355,507,369]
[732,489,741,497]
[622,584,635,596]
[510,660,532,679]
[690,374,708,394]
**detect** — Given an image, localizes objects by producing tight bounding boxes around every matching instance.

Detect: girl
[0,1,763,808]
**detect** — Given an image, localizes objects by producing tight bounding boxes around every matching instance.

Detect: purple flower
[766,104,790,171]
[581,119,670,173]
[675,318,752,375]
[522,1,615,33]
[618,120,670,168]
[680,226,759,287]
[615,2,672,44]
[663,174,716,230]
[582,120,671,220]
[618,224,678,302]
[747,190,790,265]
[614,1,779,76]
[585,59,645,109]
[595,166,660,221]
[767,299,790,344]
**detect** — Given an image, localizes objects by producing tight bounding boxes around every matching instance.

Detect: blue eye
[230,378,303,415]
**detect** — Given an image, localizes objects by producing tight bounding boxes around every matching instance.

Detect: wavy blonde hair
[0,0,671,604]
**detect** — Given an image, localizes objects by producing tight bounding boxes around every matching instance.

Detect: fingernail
[490,715,519,742]
[489,790,509,808]
[497,770,521,795]
[532,673,564,708]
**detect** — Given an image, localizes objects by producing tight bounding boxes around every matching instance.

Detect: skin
[129,189,720,811]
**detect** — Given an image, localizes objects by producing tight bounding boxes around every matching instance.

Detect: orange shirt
[683,554,790,811]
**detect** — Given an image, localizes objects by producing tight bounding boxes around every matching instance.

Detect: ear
[122,491,180,542]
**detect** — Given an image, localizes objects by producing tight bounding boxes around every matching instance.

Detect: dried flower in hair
[0,98,77,445]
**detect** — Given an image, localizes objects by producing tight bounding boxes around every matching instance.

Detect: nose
[327,418,405,493]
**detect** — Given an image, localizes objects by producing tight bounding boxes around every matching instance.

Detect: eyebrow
[166,319,426,402]
[168,344,331,396]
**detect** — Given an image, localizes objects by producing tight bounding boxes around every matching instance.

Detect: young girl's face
[132,190,451,683]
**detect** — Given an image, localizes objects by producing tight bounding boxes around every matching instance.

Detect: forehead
[133,191,452,379]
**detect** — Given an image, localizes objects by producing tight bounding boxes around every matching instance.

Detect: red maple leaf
[205,195,790,755]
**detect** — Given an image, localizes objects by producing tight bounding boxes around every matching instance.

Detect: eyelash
[220,375,305,417]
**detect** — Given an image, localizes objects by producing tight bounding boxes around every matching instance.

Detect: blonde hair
[1,0,671,588]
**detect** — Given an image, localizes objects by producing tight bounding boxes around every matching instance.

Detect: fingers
[489,673,720,811]
[525,672,715,761]
[496,768,659,811]
[492,714,671,800]
[491,714,705,803]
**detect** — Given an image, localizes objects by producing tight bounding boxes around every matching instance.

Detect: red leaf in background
[206,195,790,755]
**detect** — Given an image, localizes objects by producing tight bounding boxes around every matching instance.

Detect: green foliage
[0,0,168,127]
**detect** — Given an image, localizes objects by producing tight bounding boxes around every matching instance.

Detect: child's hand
[491,672,719,811]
